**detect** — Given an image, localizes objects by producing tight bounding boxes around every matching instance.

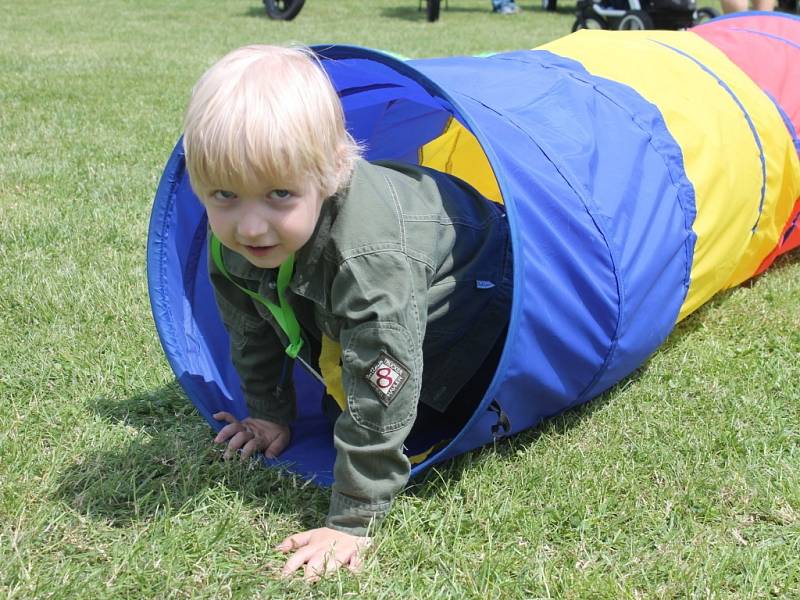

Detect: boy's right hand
[213,412,291,460]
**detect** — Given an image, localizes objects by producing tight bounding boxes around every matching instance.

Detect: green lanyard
[209,234,304,359]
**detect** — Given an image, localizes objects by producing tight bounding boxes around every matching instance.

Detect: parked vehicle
[572,0,718,31]
[264,0,305,20]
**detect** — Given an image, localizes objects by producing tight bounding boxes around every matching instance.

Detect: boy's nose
[236,209,270,240]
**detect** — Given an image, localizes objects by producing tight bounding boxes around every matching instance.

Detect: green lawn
[1,0,798,598]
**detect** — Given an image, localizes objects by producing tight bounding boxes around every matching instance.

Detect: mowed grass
[1,0,798,598]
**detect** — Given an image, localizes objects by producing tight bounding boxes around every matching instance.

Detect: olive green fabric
[208,159,512,536]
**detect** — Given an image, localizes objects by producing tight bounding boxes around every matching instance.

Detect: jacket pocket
[342,322,421,434]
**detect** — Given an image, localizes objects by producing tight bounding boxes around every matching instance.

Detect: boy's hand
[277,527,370,582]
[213,411,290,460]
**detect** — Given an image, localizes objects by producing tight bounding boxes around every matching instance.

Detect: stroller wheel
[572,15,606,31]
[263,0,305,20]
[693,7,719,24]
[616,10,654,30]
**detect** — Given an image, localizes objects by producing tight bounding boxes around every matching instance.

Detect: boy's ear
[330,144,353,193]
[319,177,338,200]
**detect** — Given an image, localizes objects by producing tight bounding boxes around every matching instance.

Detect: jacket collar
[218,240,263,281]
[295,192,337,275]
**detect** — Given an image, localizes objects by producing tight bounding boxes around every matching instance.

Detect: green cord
[210,234,304,359]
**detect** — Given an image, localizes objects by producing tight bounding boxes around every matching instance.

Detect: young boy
[182,44,512,580]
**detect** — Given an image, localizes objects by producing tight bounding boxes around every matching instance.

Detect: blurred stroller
[264,0,305,20]
[264,0,446,22]
[572,0,718,31]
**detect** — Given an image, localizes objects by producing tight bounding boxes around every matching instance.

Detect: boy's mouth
[245,244,277,256]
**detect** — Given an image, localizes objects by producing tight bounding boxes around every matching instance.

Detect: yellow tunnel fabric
[541,30,800,320]
[419,117,504,204]
[319,335,346,411]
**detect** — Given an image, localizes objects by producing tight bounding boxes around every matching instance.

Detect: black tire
[426,0,441,22]
[615,10,654,30]
[572,15,606,31]
[263,0,306,20]
[693,7,719,24]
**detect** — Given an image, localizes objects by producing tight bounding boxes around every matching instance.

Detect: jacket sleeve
[325,252,428,536]
[208,253,296,425]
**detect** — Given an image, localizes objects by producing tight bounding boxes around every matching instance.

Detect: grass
[1,0,798,597]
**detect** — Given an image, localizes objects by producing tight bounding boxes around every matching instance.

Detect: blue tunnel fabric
[148,46,697,485]
[396,49,696,460]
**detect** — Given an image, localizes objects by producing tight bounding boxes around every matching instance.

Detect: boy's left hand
[277,527,370,582]
[212,412,290,460]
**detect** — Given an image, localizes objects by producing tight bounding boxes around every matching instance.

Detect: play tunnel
[148,13,800,485]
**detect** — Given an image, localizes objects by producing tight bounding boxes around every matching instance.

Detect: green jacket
[209,159,512,536]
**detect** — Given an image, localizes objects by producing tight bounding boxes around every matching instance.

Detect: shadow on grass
[243,6,270,19]
[412,249,800,498]
[55,382,326,528]
[408,368,644,498]
[380,4,575,21]
[240,3,575,22]
[380,5,483,21]
[57,252,797,523]
[241,6,299,20]
[663,248,799,341]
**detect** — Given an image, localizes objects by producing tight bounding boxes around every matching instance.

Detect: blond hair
[183,45,361,198]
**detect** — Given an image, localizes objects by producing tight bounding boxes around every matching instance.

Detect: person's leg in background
[491,0,521,14]
[720,0,774,12]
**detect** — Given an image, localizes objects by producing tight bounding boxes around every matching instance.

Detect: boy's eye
[212,190,237,202]
[269,189,292,201]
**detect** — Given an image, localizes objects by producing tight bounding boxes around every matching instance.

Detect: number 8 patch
[365,351,410,407]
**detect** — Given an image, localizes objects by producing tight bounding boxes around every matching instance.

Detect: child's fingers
[213,411,237,424]
[213,421,245,444]
[280,544,318,577]
[239,438,263,460]
[226,430,253,450]
[222,430,254,459]
[276,530,313,553]
[347,550,364,573]
[263,434,286,459]
[304,551,345,582]
[328,546,357,576]
[346,537,370,572]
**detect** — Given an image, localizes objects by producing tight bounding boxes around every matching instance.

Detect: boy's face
[199,178,325,269]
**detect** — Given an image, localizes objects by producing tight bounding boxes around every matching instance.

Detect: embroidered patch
[365,351,410,407]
